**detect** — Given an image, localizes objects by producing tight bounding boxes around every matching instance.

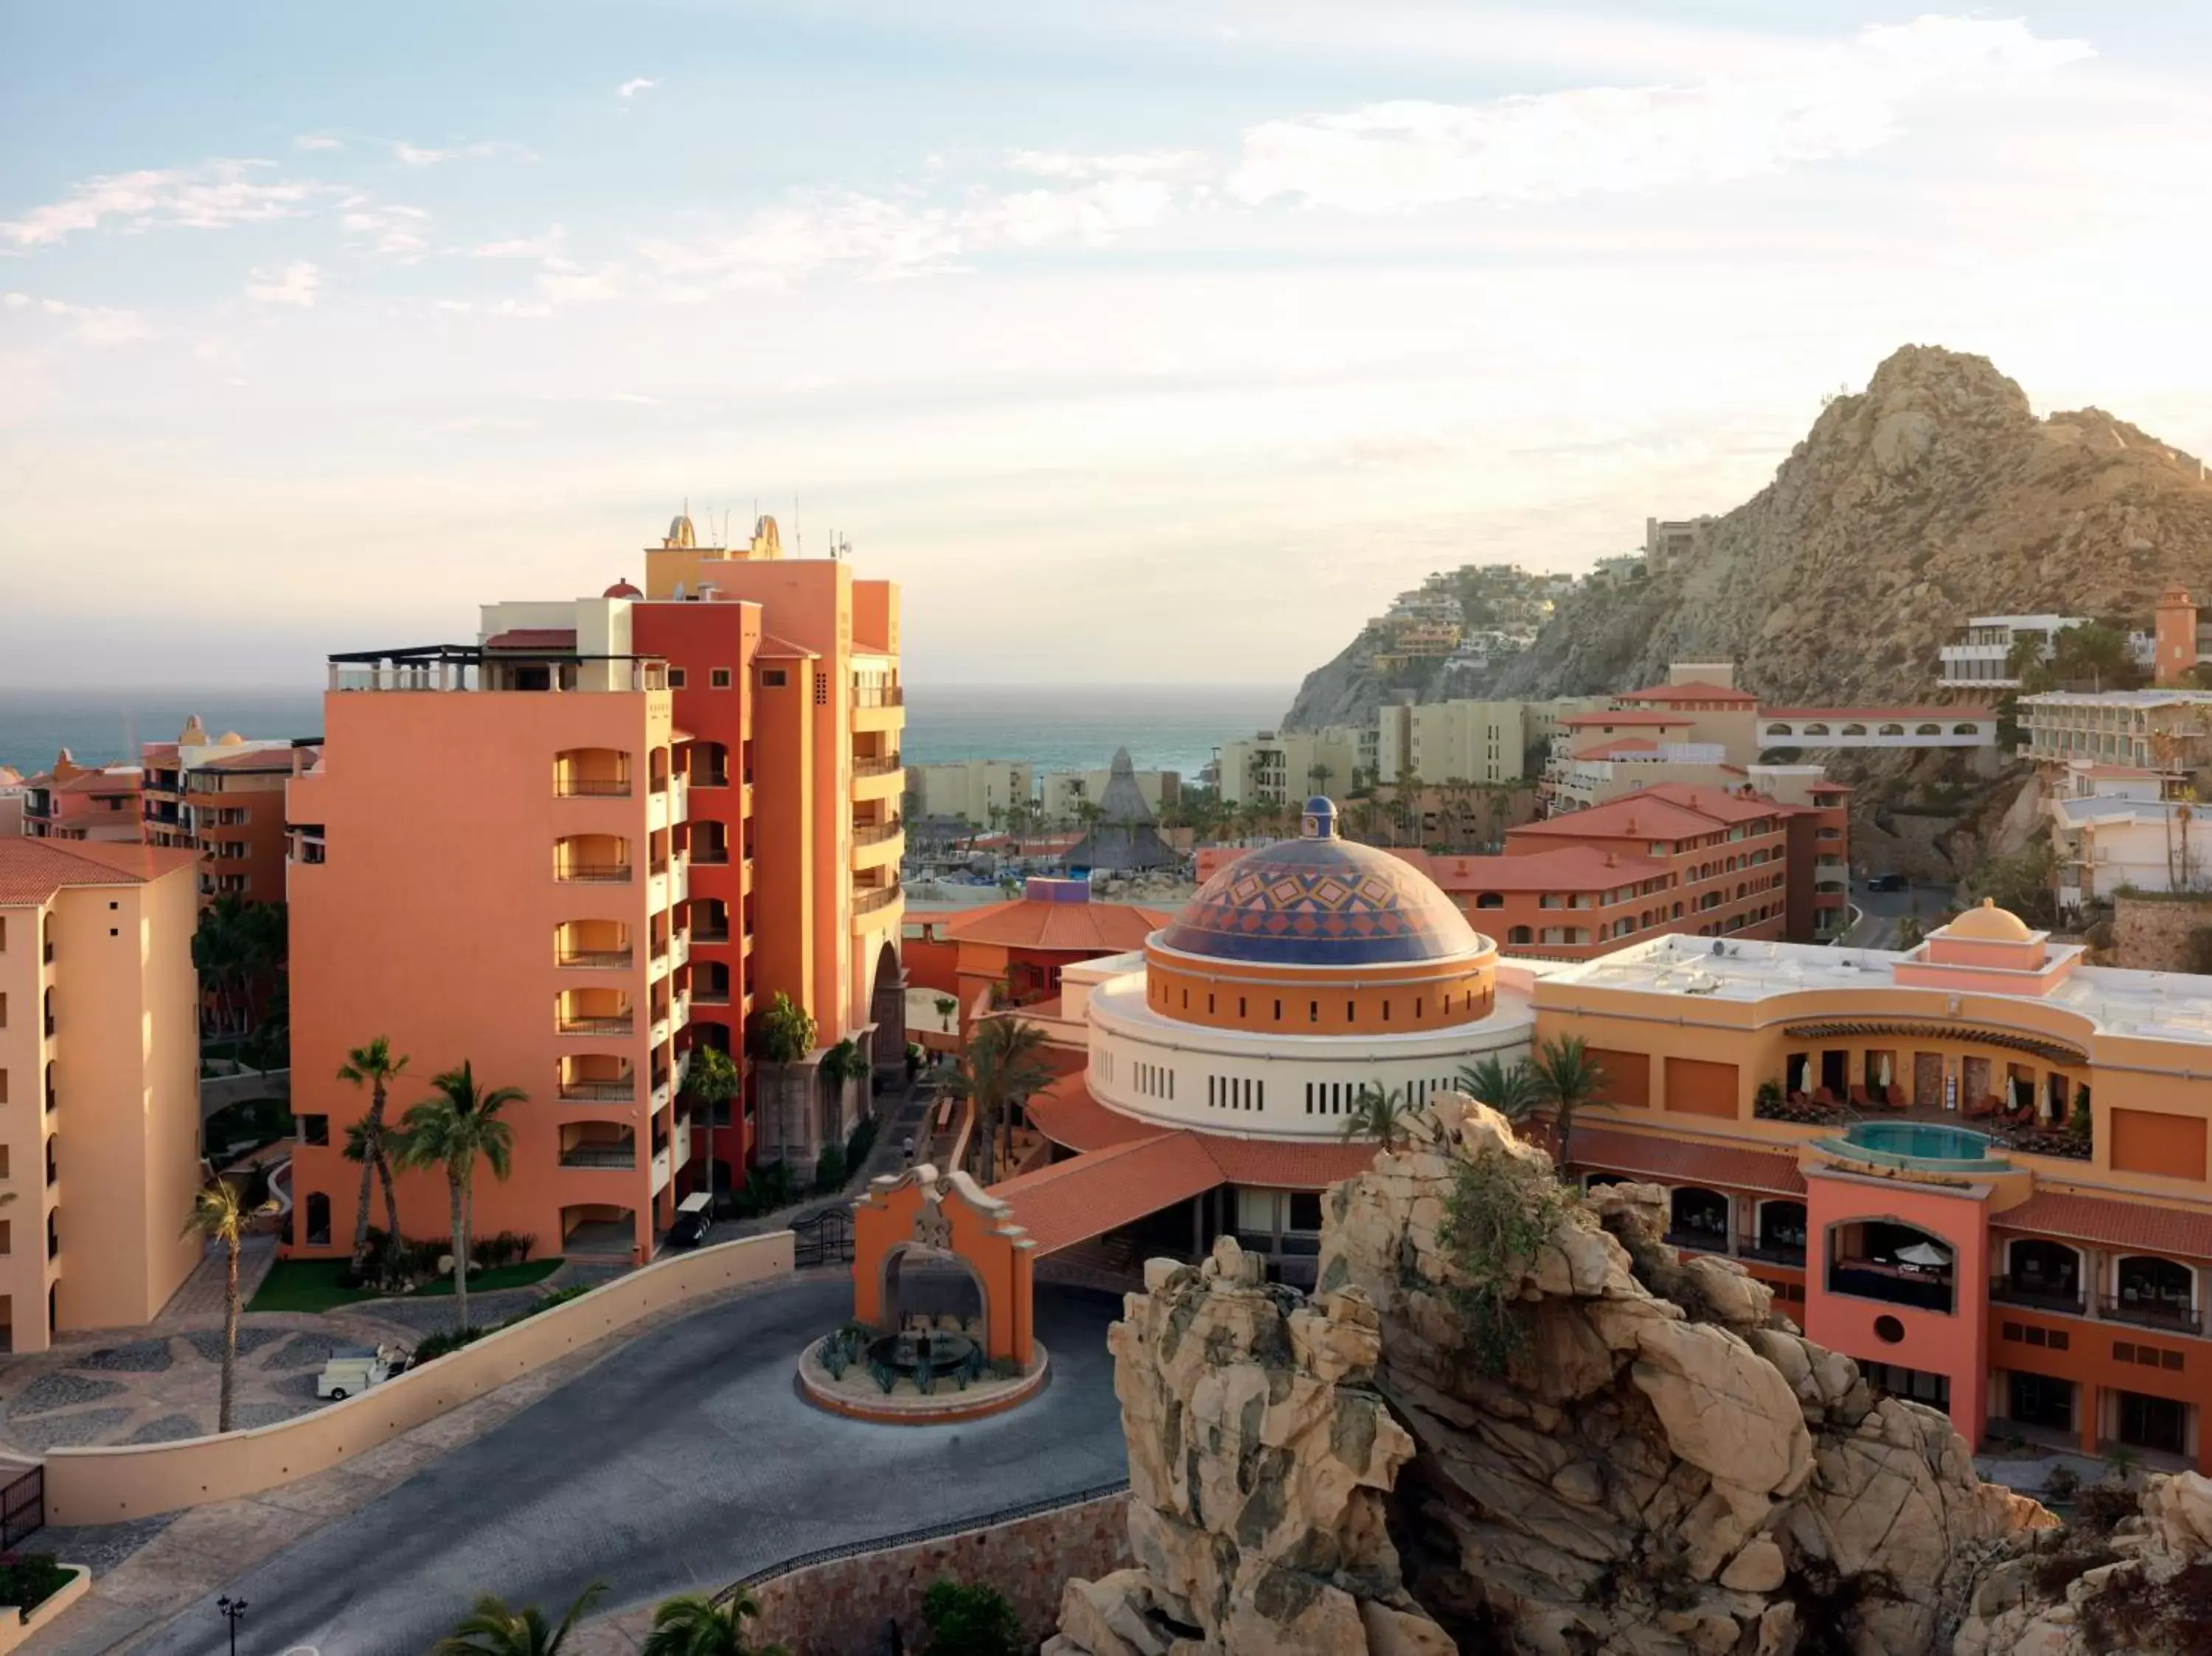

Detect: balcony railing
[693,926,731,944]
[560,1078,636,1101]
[1992,1278,2086,1315]
[690,846,731,866]
[559,1014,634,1035]
[2101,1295,2204,1335]
[852,883,902,916]
[852,685,904,708]
[852,753,902,778]
[557,863,633,883]
[560,1144,638,1169]
[557,949,633,969]
[853,818,903,846]
[1664,1227,1729,1254]
[556,777,631,798]
[1738,1240,1807,1268]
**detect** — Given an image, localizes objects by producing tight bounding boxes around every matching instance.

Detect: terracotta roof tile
[1559,710,1695,728]
[0,838,197,905]
[992,1135,1225,1254]
[1617,680,1758,705]
[1992,1191,2212,1262]
[1028,1076,1172,1152]
[1413,845,1669,892]
[754,633,817,660]
[1508,796,1728,842]
[482,627,578,650]
[1571,1126,1807,1196]
[1199,1137,1378,1190]
[939,896,1169,951]
[197,748,297,773]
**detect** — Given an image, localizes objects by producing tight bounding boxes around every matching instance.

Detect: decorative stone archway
[852,1163,1036,1366]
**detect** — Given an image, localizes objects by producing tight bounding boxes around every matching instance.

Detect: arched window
[2003,1238,2083,1308]
[1766,723,1792,737]
[1953,723,1980,736]
[1840,723,1868,737]
[1755,1200,1806,1261]
[1669,1188,1730,1248]
[1803,723,1829,737]
[1916,723,1942,736]
[1506,925,1533,945]
[1878,723,1904,737]
[1475,893,1505,909]
[2115,1256,2194,1321]
[305,1191,332,1247]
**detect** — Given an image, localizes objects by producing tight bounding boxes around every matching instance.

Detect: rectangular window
[813,672,829,705]
[761,669,787,688]
[667,668,687,689]
[301,1113,330,1147]
[710,668,733,689]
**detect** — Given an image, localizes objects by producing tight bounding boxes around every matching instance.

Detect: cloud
[245,262,322,307]
[1007,150,1204,181]
[392,140,534,167]
[618,77,657,99]
[0,160,330,247]
[341,201,431,257]
[1231,16,2093,212]
[3,291,148,345]
[293,134,344,151]
[470,230,565,259]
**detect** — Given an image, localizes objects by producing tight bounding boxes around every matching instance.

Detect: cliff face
[1046,1099,2053,1656]
[1282,345,2212,726]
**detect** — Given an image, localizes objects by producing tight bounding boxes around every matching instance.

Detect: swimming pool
[1814,1120,2007,1173]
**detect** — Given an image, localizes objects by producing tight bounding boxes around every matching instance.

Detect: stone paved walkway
[153,1235,279,1325]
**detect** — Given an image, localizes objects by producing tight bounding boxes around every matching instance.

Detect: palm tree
[1528,1034,1609,1163]
[181,1177,274,1432]
[640,1590,787,1656]
[1456,1054,1545,1124]
[946,1017,1051,1185]
[681,1043,742,1204]
[752,992,819,1172]
[434,1582,608,1656]
[336,1037,409,1278]
[392,1062,521,1331]
[1341,1082,1414,1149]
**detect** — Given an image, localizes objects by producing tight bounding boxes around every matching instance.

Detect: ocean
[0,683,1295,780]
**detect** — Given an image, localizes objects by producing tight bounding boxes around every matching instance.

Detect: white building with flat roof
[1939,614,2088,689]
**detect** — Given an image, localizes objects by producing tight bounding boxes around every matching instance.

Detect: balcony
[852,881,902,917]
[560,1014,634,1036]
[852,685,905,708]
[852,752,902,778]
[557,863,632,884]
[651,1147,672,1194]
[560,1141,638,1170]
[853,816,903,846]
[2101,1295,2204,1336]
[559,1076,636,1102]
[554,777,630,798]
[1738,1240,1807,1269]
[1992,1278,2087,1316]
[558,947,633,970]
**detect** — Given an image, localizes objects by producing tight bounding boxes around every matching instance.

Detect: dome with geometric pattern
[1154,798,1486,967]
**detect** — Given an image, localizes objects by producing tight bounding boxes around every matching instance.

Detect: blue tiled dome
[1157,799,1484,967]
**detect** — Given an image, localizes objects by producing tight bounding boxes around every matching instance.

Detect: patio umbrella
[1896,1242,1952,1267]
[1878,1053,1893,1089]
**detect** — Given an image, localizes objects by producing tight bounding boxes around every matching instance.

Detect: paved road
[1845,879,1955,949]
[131,1279,1127,1656]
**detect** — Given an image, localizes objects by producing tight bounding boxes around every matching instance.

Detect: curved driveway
[133,1280,1127,1656]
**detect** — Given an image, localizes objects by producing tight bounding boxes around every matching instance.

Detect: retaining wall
[43,1231,794,1525]
[0,1565,89,1652]
[2111,893,2212,971]
[747,1489,1130,1656]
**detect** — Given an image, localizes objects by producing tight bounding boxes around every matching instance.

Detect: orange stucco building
[0,838,203,1351]
[21,755,144,843]
[283,513,905,1264]
[1536,902,2212,1470]
[142,720,303,906]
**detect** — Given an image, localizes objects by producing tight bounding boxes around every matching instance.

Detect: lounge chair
[1964,1094,2001,1121]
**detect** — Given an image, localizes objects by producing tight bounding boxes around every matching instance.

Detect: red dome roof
[603,577,643,599]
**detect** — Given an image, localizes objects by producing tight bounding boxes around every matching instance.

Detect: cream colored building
[1217,728,1360,807]
[1040,766,1179,824]
[0,838,203,1352]
[910,759,1035,827]
[2020,690,2212,773]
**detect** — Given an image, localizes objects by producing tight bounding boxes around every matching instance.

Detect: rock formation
[1047,1098,2050,1655]
[1955,1470,2212,1656]
[1282,344,2212,730]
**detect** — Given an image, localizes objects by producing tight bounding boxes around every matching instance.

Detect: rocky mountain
[1282,345,2212,728]
[1044,1099,2076,1656]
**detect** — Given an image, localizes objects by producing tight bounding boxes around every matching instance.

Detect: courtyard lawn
[246,1259,380,1314]
[408,1258,564,1297]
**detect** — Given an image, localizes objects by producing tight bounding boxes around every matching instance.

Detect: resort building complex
[20,755,144,843]
[139,720,302,905]
[1939,614,2090,689]
[1529,906,2212,1473]
[282,513,905,1266]
[0,838,203,1352]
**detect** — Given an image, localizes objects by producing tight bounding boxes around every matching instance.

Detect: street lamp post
[218,1596,248,1656]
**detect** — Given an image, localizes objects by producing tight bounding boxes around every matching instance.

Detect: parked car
[667,1190,714,1250]
[316,1343,404,1399]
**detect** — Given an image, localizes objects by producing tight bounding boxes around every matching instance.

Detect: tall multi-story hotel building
[283,513,903,1264]
[0,839,202,1352]
[141,719,302,905]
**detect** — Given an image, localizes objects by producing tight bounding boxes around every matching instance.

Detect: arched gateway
[852,1162,1037,1368]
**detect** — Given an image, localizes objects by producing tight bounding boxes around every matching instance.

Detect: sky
[4,2,2211,688]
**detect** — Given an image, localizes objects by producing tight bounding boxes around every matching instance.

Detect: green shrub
[920,1578,1022,1656]
[814,1144,847,1193]
[1440,1147,1576,1374]
[0,1554,72,1610]
[846,1114,880,1170]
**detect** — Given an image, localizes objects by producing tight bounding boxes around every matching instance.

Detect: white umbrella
[1878,1053,1893,1089]
[1896,1242,1951,1267]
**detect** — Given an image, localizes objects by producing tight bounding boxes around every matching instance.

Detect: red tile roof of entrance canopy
[937,896,1170,951]
[482,628,577,650]
[1201,1137,1377,1189]
[1571,1127,1808,1196]
[1025,1074,1169,1152]
[991,1134,1225,1255]
[1992,1191,2212,1262]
